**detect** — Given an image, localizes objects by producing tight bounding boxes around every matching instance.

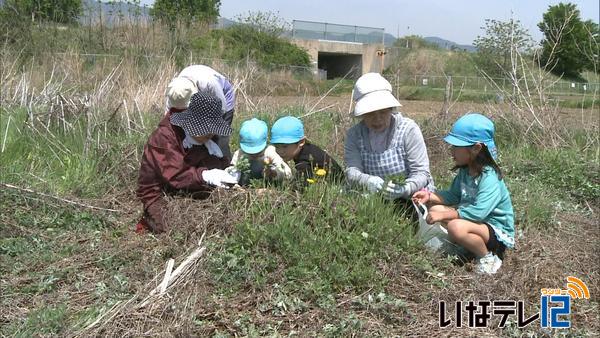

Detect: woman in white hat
[165,65,236,158]
[344,73,434,200]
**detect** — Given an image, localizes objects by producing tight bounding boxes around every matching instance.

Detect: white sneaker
[476,252,502,275]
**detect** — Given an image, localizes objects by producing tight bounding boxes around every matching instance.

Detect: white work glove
[201,169,238,188]
[365,175,385,193]
[382,181,406,200]
[224,166,242,183]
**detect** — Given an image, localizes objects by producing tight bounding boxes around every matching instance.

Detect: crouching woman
[136,92,237,233]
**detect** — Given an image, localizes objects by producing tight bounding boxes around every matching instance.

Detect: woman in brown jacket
[136,92,237,233]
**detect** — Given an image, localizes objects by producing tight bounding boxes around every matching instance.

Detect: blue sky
[139,0,599,45]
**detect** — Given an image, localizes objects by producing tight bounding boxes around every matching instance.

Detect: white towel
[182,133,223,158]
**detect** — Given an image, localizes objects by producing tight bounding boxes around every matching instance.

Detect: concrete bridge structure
[289,20,387,79]
[291,38,385,79]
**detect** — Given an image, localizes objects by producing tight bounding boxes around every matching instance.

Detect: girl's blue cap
[443,113,498,160]
[270,116,304,144]
[239,118,268,154]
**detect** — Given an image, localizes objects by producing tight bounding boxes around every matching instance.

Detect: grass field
[1,92,598,336]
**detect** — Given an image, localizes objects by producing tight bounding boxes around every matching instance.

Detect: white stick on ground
[139,247,206,308]
[159,259,175,295]
[139,232,207,308]
[1,115,11,153]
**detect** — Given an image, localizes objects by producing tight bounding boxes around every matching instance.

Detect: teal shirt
[437,166,515,248]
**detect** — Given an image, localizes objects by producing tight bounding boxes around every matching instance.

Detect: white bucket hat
[352,73,401,117]
[166,77,198,110]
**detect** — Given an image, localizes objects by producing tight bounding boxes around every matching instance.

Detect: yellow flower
[306,178,316,184]
[315,168,327,177]
[263,157,272,165]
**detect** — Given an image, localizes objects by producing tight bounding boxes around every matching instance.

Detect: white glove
[365,176,385,193]
[201,169,238,188]
[382,181,406,200]
[224,166,242,183]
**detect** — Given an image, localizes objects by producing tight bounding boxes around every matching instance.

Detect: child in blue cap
[228,118,291,185]
[412,113,514,275]
[270,116,342,182]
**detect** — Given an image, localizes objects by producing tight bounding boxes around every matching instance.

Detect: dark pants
[485,224,506,260]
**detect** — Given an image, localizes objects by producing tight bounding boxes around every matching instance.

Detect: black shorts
[485,224,506,259]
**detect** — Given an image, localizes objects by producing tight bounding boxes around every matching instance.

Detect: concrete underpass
[317,52,362,79]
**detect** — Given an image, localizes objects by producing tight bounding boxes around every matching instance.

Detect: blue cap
[239,118,268,154]
[270,116,305,144]
[443,113,498,160]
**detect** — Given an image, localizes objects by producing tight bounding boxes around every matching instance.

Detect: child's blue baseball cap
[443,113,498,160]
[239,118,268,154]
[270,116,305,144]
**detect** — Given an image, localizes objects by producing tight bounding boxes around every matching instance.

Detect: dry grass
[24,193,591,337]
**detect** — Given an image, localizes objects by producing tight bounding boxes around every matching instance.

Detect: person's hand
[382,181,405,200]
[202,169,238,188]
[412,190,430,204]
[365,176,385,193]
[426,210,443,225]
[224,166,242,183]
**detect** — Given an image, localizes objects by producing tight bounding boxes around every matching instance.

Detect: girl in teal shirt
[413,113,514,275]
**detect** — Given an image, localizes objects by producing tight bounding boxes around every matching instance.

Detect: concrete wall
[291,38,385,78]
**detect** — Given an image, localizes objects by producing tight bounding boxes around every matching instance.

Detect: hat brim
[170,112,232,137]
[444,135,499,161]
[443,134,475,147]
[270,135,303,144]
[240,141,267,154]
[354,91,401,117]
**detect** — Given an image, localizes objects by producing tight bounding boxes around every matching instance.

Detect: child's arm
[413,171,462,206]
[412,190,444,204]
[428,192,446,205]
[428,205,460,223]
[265,146,293,179]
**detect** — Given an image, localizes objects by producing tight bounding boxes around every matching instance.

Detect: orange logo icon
[565,276,590,300]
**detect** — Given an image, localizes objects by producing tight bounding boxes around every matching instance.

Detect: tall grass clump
[210,182,419,299]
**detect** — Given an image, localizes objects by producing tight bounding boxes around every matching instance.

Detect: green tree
[1,0,82,24]
[581,20,599,73]
[538,3,592,79]
[235,11,290,37]
[194,24,310,68]
[151,0,220,25]
[473,18,533,77]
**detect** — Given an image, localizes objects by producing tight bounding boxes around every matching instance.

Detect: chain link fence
[384,73,599,96]
[292,20,384,44]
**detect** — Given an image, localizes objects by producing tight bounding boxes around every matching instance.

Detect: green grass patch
[8,305,68,337]
[0,109,151,198]
[210,182,418,299]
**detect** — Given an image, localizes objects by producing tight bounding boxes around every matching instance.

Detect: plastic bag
[412,201,452,252]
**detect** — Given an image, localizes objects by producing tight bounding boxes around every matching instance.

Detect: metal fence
[292,20,384,44]
[384,74,600,96]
